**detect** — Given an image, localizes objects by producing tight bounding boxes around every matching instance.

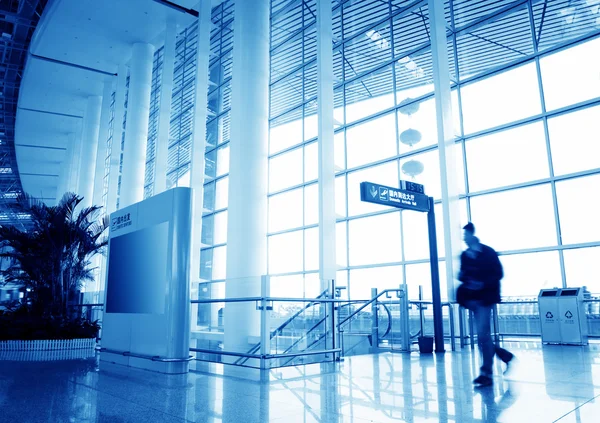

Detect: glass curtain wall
[268,0,600,301]
[143,47,164,198]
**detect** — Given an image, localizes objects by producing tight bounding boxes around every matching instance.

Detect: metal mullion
[269,222,319,238]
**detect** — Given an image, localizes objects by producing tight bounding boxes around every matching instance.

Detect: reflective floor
[1,341,600,422]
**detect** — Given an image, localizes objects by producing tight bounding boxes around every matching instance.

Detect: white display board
[100,187,192,373]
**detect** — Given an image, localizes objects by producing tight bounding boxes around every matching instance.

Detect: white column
[106,64,129,214]
[224,0,270,351]
[92,79,115,209]
[69,131,83,196]
[428,0,462,300]
[154,19,177,195]
[57,133,75,203]
[78,96,102,209]
[189,1,211,283]
[317,0,336,289]
[119,43,155,208]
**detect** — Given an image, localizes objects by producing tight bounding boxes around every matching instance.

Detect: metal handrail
[233,290,328,365]
[338,289,402,328]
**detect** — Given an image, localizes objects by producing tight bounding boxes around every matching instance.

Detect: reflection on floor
[1,341,600,422]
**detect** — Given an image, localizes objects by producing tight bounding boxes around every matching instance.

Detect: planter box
[0,338,96,361]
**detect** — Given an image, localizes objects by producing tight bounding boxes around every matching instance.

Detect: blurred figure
[475,385,517,422]
[457,222,514,387]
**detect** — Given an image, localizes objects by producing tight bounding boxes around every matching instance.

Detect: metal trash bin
[557,288,588,346]
[538,289,561,344]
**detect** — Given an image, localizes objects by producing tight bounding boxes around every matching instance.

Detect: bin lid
[539,289,559,297]
[560,288,579,296]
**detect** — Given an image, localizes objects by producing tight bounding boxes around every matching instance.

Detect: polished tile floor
[1,341,600,422]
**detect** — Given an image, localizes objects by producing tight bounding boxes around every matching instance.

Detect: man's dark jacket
[457,243,503,306]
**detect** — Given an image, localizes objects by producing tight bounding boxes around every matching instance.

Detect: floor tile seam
[67,379,198,423]
[551,392,600,423]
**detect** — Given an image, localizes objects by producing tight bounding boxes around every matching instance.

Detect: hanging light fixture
[398,97,419,115]
[399,128,422,146]
[402,160,424,178]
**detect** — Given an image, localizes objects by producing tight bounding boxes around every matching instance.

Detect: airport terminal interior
[1,0,600,421]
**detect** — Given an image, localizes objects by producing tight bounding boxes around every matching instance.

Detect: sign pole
[427,196,445,353]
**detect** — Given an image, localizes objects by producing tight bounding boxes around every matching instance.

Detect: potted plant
[0,193,108,358]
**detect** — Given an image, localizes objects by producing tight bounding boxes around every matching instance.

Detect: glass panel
[212,245,227,280]
[564,247,600,293]
[499,251,561,297]
[304,183,318,226]
[203,181,215,214]
[349,265,403,301]
[346,113,397,169]
[336,221,347,267]
[348,212,402,266]
[216,144,230,177]
[397,97,438,154]
[405,261,447,301]
[269,189,303,232]
[215,177,229,210]
[548,105,600,176]
[205,149,217,180]
[540,37,600,111]
[213,211,228,245]
[200,248,213,281]
[270,274,304,298]
[556,174,600,245]
[269,230,303,274]
[269,108,303,155]
[469,184,557,251]
[402,203,446,261]
[461,63,541,134]
[269,147,303,192]
[347,161,398,217]
[304,142,318,182]
[304,227,319,271]
[335,131,345,172]
[466,121,549,192]
[304,104,319,141]
[345,65,395,124]
[201,214,214,246]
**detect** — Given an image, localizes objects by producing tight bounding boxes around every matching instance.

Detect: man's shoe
[473,374,493,386]
[503,354,515,375]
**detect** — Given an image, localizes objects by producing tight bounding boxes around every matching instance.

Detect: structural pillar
[69,131,83,196]
[57,132,76,202]
[92,79,115,209]
[119,43,155,208]
[106,64,129,214]
[78,96,102,210]
[154,19,177,195]
[428,0,462,301]
[223,0,270,352]
[317,0,336,289]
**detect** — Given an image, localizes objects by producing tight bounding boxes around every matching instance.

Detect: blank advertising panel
[106,221,169,314]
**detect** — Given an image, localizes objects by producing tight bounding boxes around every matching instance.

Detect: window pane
[402,203,446,261]
[305,183,318,226]
[304,107,318,141]
[345,73,394,124]
[335,131,345,172]
[269,148,303,192]
[556,174,600,245]
[548,105,600,176]
[269,109,303,155]
[349,265,403,300]
[216,144,230,177]
[304,142,318,182]
[269,189,303,232]
[346,113,397,169]
[270,275,304,298]
[466,122,549,192]
[399,149,443,200]
[212,245,227,280]
[349,212,402,266]
[470,184,557,251]
[200,248,212,281]
[268,231,303,274]
[215,177,228,210]
[499,251,561,297]
[201,214,214,246]
[347,161,398,216]
[336,221,347,268]
[305,227,319,271]
[461,63,541,134]
[540,37,600,111]
[405,261,447,301]
[203,181,215,213]
[397,97,438,154]
[213,211,228,245]
[564,247,600,293]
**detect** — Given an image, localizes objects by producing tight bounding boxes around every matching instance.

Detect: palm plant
[0,193,108,320]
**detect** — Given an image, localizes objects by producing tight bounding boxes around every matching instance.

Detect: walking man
[457,222,514,386]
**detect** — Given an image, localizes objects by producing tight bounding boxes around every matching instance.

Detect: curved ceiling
[15,0,203,205]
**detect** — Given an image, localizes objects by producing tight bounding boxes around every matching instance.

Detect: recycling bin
[538,289,560,344]
[557,288,588,345]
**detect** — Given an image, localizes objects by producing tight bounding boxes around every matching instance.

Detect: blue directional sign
[360,181,430,212]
